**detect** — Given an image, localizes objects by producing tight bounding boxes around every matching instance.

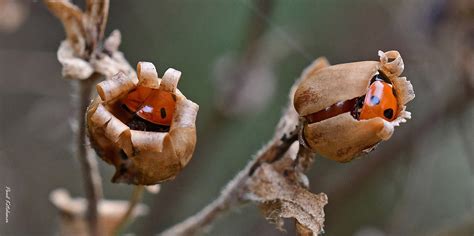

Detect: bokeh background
[1,0,473,235]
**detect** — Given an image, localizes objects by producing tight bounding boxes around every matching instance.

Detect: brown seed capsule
[86,62,199,185]
[50,189,148,236]
[294,50,415,162]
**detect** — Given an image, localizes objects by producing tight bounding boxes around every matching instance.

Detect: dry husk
[294,50,415,162]
[87,62,199,185]
[246,163,327,235]
[49,189,148,236]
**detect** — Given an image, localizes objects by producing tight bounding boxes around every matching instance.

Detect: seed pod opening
[294,50,414,162]
[87,62,199,185]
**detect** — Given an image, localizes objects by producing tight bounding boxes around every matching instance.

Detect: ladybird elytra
[120,66,181,127]
[136,89,176,126]
[359,79,398,121]
[121,85,153,113]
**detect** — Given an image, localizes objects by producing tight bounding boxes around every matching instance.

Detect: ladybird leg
[137,61,160,88]
[301,57,330,80]
[96,72,136,103]
[159,68,181,93]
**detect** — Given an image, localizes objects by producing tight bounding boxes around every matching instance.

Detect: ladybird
[121,85,177,126]
[359,77,398,121]
[121,86,153,113]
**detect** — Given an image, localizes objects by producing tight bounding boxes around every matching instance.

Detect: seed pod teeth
[89,101,112,126]
[169,99,199,166]
[130,130,167,154]
[160,68,181,93]
[392,76,415,106]
[103,114,130,144]
[172,98,199,129]
[137,61,160,88]
[378,50,404,77]
[96,72,137,103]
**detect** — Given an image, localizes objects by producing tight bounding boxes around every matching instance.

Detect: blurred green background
[0,0,473,235]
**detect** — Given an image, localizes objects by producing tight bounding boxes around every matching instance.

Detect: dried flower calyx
[50,189,148,236]
[294,50,415,162]
[87,62,199,185]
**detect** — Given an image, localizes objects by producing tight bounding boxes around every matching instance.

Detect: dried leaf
[245,164,327,235]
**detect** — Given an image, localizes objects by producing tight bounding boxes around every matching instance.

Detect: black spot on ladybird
[171,94,177,101]
[384,108,394,119]
[370,96,380,105]
[160,107,166,119]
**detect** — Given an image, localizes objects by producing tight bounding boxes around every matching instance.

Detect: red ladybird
[359,78,398,121]
[121,86,176,126]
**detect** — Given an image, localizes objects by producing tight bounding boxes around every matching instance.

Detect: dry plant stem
[113,185,145,235]
[161,126,299,236]
[224,0,274,108]
[75,74,103,236]
[242,0,274,61]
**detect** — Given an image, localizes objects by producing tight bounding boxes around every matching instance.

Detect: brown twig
[44,0,130,235]
[214,0,276,117]
[113,185,145,235]
[74,74,104,236]
[161,97,301,236]
[160,127,299,236]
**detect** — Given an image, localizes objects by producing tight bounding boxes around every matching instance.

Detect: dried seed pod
[50,189,148,236]
[294,50,415,162]
[86,62,199,185]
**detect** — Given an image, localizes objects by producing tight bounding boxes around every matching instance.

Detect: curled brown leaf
[245,163,327,235]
